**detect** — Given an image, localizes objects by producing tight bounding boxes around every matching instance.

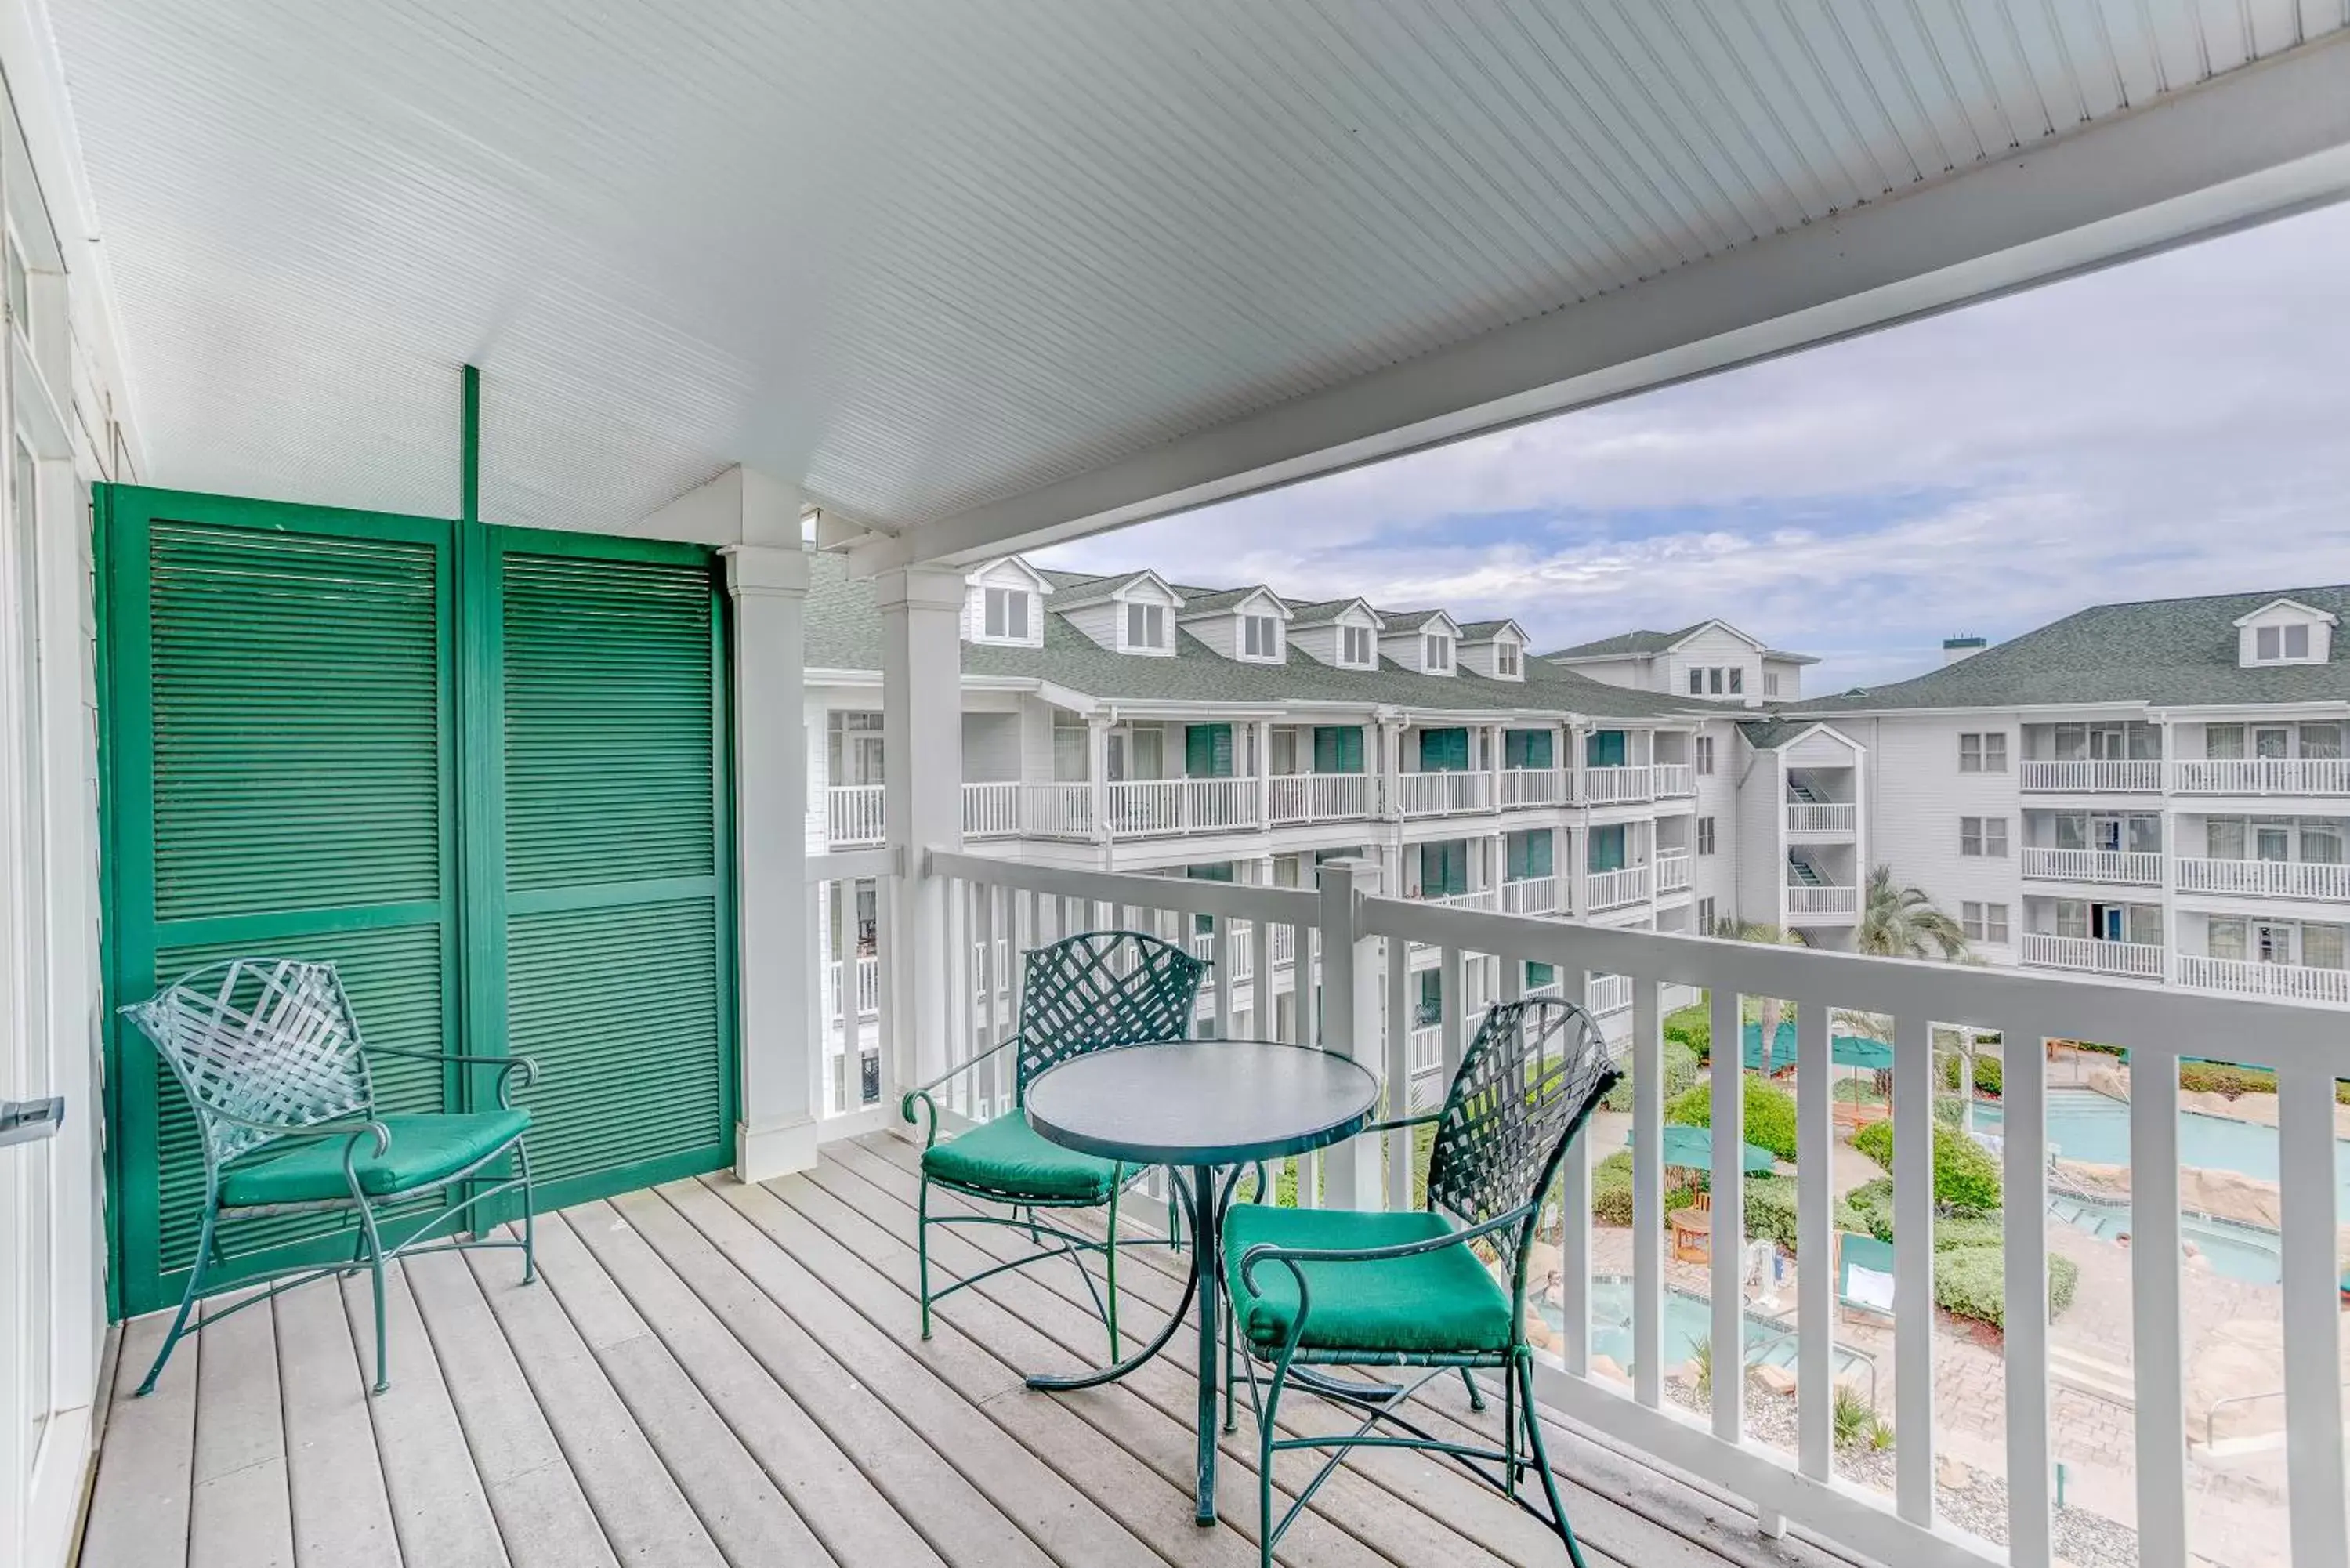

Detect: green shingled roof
[804,552,1702,720]
[1784,586,2350,714]
[1543,626,1701,660]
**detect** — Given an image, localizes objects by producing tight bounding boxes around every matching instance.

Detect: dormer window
[1126,602,1169,652]
[1495,642,1520,679]
[982,585,1030,642]
[1241,612,1282,661]
[1342,625,1374,667]
[1424,634,1454,674]
[2236,599,2335,668]
[2258,625,2308,661]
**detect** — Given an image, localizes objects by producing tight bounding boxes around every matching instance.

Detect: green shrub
[1932,1094,1968,1129]
[2178,1060,2279,1099]
[1664,1077,1798,1162]
[1932,1213,2006,1250]
[1933,1245,2080,1328]
[1743,1174,1800,1252]
[1601,1040,1700,1114]
[1591,1150,1703,1227]
[1972,1055,2002,1099]
[1850,1120,2002,1215]
[1836,1176,1895,1243]
[1664,1002,1711,1062]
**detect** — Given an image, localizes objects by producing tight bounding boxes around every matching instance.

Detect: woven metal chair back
[121,958,377,1166]
[1012,930,1208,1102]
[1424,997,1619,1289]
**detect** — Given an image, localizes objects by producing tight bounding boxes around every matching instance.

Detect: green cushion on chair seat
[221,1110,531,1207]
[922,1114,1122,1204]
[1225,1204,1515,1357]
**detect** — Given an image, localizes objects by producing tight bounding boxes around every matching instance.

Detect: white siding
[1734,740,1781,925]
[1860,715,2024,965]
[1663,626,1765,705]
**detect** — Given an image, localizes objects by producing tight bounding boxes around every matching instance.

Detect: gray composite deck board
[82,1141,1842,1568]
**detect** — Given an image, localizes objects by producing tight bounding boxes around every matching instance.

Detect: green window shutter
[1526,961,1555,989]
[1313,725,1364,774]
[1420,840,1467,896]
[115,505,458,1311]
[1417,969,1443,1027]
[1186,722,1233,777]
[1420,727,1468,771]
[1506,729,1553,770]
[1585,730,1626,767]
[1510,830,1552,880]
[1589,825,1627,873]
[497,545,733,1207]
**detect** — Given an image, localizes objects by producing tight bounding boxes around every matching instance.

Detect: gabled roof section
[1543,626,1699,661]
[1738,718,1859,753]
[1048,567,1185,612]
[1287,596,1385,629]
[1787,585,2350,714]
[1456,617,1527,643]
[967,555,1053,593]
[2232,596,2340,627]
[1762,648,1821,665]
[1175,585,1291,620]
[1380,608,1461,636]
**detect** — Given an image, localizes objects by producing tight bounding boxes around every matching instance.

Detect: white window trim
[1239,611,1285,663]
[1423,633,1454,674]
[1123,600,1174,656]
[1340,622,1376,668]
[974,583,1037,646]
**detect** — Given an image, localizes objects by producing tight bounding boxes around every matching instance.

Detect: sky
[1035,200,2350,697]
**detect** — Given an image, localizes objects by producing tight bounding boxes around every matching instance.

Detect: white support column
[722,541,819,1180]
[1316,856,1384,1208]
[1088,713,1113,863]
[878,566,969,1097]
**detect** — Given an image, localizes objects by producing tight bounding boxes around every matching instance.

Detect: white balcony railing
[1498,767,1574,808]
[1783,883,1857,918]
[2019,846,2164,886]
[1584,864,1649,910]
[2178,953,2350,1005]
[2019,930,2165,980]
[1784,801,1855,835]
[1421,885,1499,913]
[1581,764,1653,805]
[1652,853,1692,894]
[2169,756,2350,795]
[961,780,1020,838]
[1497,875,1562,916]
[1106,777,1261,837]
[921,844,2350,1568]
[2017,758,2162,792]
[2176,856,2350,902]
[1585,972,1632,1016]
[1397,769,1494,817]
[822,957,882,1025]
[1651,762,1695,798]
[1267,771,1374,824]
[826,783,887,846]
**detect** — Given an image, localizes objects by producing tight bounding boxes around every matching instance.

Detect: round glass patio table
[1023,1037,1380,1526]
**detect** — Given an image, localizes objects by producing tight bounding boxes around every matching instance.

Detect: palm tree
[1854,865,1969,961]
[1707,917,1805,1074]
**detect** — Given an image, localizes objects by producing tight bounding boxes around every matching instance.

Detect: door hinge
[0,1095,65,1147]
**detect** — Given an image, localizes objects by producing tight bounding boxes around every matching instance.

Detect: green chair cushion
[922,1114,1122,1203]
[221,1110,530,1207]
[1225,1204,1515,1357]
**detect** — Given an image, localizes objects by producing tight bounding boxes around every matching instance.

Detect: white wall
[1860,714,2023,965]
[1663,626,1765,704]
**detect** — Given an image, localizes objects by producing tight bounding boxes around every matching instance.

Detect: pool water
[1541,1276,1874,1389]
[1974,1088,2332,1286]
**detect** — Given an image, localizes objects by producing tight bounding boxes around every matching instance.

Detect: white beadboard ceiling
[40,0,2350,549]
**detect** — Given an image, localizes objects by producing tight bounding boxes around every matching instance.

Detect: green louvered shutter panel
[496,542,734,1207]
[1419,727,1468,771]
[1313,726,1363,774]
[1186,722,1233,778]
[107,497,457,1314]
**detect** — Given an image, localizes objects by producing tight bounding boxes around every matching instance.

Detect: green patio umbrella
[1639,1124,1777,1175]
[1830,1034,1896,1071]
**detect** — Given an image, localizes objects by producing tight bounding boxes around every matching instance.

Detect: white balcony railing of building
[1499,767,1575,808]
[2019,846,2164,886]
[1267,771,1375,825]
[1585,972,1632,1016]
[1653,853,1693,895]
[826,783,888,846]
[1785,801,1856,835]
[2016,759,2163,792]
[1584,864,1649,910]
[904,847,2350,1568]
[1582,764,1653,806]
[1783,883,1857,918]
[2169,756,2350,796]
[2178,953,2350,1005]
[961,780,1020,838]
[1498,875,1562,916]
[1652,762,1695,798]
[2176,856,2350,902]
[1421,885,1499,914]
[1397,769,1494,817]
[820,954,883,1025]
[2018,930,2165,980]
[1106,777,1260,837]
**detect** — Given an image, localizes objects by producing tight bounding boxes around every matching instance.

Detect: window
[1688,669,1704,696]
[2258,625,2280,660]
[1503,729,1553,770]
[1696,896,1716,932]
[1961,902,2011,943]
[1496,642,1520,678]
[1987,903,2010,943]
[1052,714,1088,781]
[2307,923,2346,970]
[1696,817,1716,855]
[1958,731,2008,773]
[1961,816,2008,856]
[1763,672,1780,697]
[2303,722,2343,759]
[1241,613,1280,659]
[2207,724,2244,760]
[1727,668,1743,695]
[2250,621,2319,664]
[2287,624,2311,658]
[1960,733,1981,772]
[1695,735,1715,775]
[980,585,1031,642]
[1340,624,1374,666]
[1424,634,1453,672]
[1708,667,1724,694]
[1125,602,1168,651]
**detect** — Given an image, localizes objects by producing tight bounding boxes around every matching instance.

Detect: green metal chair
[1227,995,1619,1568]
[121,957,538,1396]
[901,929,1207,1355]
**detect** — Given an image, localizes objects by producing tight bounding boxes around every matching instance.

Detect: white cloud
[1041,201,2350,692]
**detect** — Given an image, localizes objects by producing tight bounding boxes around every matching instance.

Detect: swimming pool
[1541,1276,1876,1391]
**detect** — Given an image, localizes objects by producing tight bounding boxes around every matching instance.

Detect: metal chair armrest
[361,1046,540,1106]
[898,1038,1018,1146]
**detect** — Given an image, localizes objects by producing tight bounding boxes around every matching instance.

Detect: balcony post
[721,534,820,1181]
[878,564,968,1096]
[1315,856,1385,1209]
[1087,714,1111,851]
